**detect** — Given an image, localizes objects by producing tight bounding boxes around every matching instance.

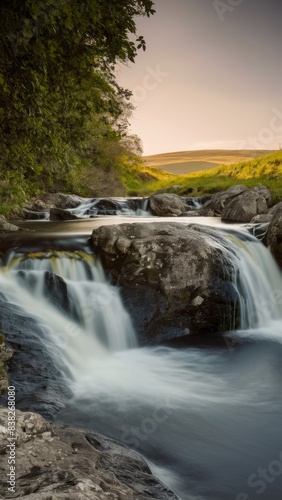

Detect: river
[0,215,281,500]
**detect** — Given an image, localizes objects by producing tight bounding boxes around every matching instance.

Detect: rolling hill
[143,149,274,175]
[121,150,282,204]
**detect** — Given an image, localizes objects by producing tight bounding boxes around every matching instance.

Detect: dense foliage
[0,0,155,214]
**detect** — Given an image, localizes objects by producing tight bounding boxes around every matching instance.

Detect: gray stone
[29,193,82,211]
[269,201,282,215]
[50,208,81,221]
[0,334,13,394]
[203,185,248,215]
[221,186,271,222]
[266,207,282,268]
[202,185,271,222]
[179,207,216,217]
[0,216,19,232]
[91,223,240,343]
[0,408,177,500]
[149,194,188,216]
[250,214,273,224]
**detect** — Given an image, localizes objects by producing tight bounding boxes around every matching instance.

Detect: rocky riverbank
[0,407,177,499]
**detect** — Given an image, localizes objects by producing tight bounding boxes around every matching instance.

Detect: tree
[0,0,155,212]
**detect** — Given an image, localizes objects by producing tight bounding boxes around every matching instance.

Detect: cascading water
[0,227,281,500]
[0,249,137,380]
[67,197,153,217]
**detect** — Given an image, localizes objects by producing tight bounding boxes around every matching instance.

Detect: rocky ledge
[0,407,177,500]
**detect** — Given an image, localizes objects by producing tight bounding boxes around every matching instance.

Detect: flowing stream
[0,223,281,500]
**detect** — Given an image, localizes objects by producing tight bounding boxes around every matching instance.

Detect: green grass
[121,151,282,205]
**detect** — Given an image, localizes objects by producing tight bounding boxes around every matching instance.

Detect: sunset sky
[117,0,282,155]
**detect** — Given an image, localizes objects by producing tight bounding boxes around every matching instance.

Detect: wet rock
[0,408,177,500]
[202,185,271,222]
[50,208,81,221]
[179,207,216,217]
[91,223,240,344]
[221,186,271,222]
[0,217,20,232]
[203,185,248,216]
[44,271,70,314]
[0,302,71,417]
[250,214,273,224]
[269,201,282,215]
[149,193,188,216]
[266,207,282,268]
[247,223,270,241]
[93,198,120,214]
[0,334,13,394]
[23,209,48,220]
[29,193,82,211]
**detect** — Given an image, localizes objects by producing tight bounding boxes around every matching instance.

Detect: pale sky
[117,0,282,155]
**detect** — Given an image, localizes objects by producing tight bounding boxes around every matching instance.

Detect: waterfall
[0,250,137,380]
[1,228,282,500]
[222,231,282,340]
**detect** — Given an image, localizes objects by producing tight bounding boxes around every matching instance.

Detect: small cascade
[222,230,282,337]
[0,250,137,379]
[63,197,151,217]
[184,195,211,209]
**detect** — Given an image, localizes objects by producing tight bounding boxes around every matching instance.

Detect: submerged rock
[149,193,188,216]
[91,223,240,344]
[0,408,177,500]
[266,207,282,268]
[50,208,81,220]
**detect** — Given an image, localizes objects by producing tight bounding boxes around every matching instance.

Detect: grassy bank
[122,151,282,205]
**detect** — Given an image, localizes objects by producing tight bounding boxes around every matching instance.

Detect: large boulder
[0,408,177,500]
[202,185,271,222]
[149,194,188,216]
[266,208,282,268]
[91,223,240,344]
[203,185,248,216]
[221,186,271,222]
[269,201,282,215]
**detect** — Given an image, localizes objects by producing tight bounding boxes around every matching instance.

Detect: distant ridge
[143,149,275,175]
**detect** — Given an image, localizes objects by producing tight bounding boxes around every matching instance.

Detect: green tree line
[0,0,155,214]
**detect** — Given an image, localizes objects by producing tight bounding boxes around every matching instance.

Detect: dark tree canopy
[0,0,155,212]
